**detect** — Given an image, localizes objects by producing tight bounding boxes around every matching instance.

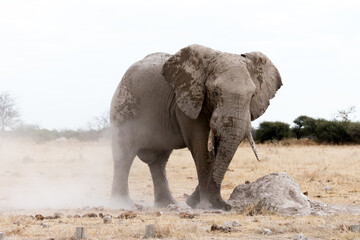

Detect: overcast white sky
[1,0,359,129]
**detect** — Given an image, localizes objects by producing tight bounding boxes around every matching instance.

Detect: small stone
[245,180,250,184]
[41,223,50,228]
[145,224,155,238]
[166,204,179,211]
[76,227,85,239]
[350,224,360,232]
[210,224,236,233]
[179,212,195,219]
[103,216,112,224]
[154,210,162,217]
[119,211,137,219]
[231,220,242,227]
[263,228,272,235]
[223,222,231,227]
[324,186,332,191]
[35,214,44,221]
[0,232,6,240]
[210,224,220,231]
[294,233,308,240]
[82,213,98,218]
[74,214,81,218]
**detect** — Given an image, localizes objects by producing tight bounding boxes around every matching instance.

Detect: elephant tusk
[207,128,215,154]
[247,130,260,162]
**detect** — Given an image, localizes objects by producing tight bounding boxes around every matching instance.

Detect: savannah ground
[0,138,359,239]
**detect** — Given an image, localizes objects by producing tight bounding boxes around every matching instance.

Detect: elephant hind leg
[110,129,136,209]
[138,149,177,207]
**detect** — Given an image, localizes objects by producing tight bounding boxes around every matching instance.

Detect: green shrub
[314,119,352,144]
[255,121,290,143]
[347,121,360,143]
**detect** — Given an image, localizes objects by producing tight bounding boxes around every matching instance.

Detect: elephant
[110,44,282,210]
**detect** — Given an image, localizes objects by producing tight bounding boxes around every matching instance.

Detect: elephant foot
[154,196,177,208]
[109,195,133,210]
[197,196,232,211]
[186,191,200,209]
[209,195,232,211]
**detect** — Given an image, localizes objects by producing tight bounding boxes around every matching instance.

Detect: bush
[314,119,352,144]
[1,124,110,142]
[290,115,359,144]
[11,124,60,142]
[60,128,110,141]
[255,121,290,143]
[347,121,360,143]
[291,115,316,139]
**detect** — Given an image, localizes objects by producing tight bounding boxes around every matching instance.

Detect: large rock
[228,172,327,216]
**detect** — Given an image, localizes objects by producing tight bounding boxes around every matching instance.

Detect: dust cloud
[0,137,116,210]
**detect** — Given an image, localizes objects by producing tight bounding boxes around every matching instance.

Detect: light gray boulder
[228,172,327,216]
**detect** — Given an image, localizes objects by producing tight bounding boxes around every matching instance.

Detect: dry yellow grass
[0,138,359,239]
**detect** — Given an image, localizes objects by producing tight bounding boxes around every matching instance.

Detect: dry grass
[0,138,360,239]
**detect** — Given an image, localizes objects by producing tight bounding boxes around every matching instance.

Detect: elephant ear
[242,52,282,121]
[162,44,219,119]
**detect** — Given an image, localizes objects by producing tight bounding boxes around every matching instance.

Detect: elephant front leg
[177,112,231,211]
[191,149,232,211]
[199,180,232,211]
[186,185,199,208]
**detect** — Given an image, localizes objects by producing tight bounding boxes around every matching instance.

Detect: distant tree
[255,121,290,143]
[87,110,110,130]
[291,115,316,139]
[335,106,356,121]
[0,91,20,131]
[84,110,111,140]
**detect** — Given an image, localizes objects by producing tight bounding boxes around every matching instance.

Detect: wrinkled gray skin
[110,44,282,210]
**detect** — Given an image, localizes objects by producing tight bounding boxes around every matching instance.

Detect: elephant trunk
[209,103,250,186]
[208,118,259,161]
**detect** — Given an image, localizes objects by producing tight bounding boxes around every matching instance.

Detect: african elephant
[110,44,282,210]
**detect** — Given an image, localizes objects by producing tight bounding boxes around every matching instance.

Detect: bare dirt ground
[0,138,359,239]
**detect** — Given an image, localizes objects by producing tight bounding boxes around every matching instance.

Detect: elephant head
[162,44,281,186]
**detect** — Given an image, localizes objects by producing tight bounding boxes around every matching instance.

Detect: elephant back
[110,53,172,125]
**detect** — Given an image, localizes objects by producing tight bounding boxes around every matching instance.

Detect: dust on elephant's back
[111,84,138,124]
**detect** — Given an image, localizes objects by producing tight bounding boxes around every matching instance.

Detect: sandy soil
[0,138,359,239]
